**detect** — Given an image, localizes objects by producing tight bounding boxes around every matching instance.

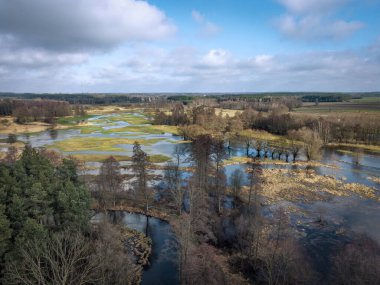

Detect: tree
[98,156,123,209]
[132,142,151,216]
[300,128,323,161]
[225,116,243,150]
[191,134,213,193]
[287,130,301,162]
[330,235,380,285]
[4,230,96,285]
[231,169,244,201]
[0,204,11,258]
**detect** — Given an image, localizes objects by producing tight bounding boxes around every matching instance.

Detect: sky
[0,0,379,93]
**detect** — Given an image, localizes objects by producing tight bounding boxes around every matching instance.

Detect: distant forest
[1,92,379,105]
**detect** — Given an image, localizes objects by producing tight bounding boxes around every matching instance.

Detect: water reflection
[93,211,179,285]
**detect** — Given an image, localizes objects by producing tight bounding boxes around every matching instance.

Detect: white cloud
[276,0,363,41]
[0,0,177,51]
[191,10,220,37]
[0,48,88,68]
[277,15,363,41]
[278,0,348,14]
[201,49,231,66]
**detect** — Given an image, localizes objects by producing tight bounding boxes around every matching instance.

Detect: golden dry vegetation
[242,168,379,204]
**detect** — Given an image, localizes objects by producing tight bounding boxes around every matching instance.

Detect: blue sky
[0,0,379,92]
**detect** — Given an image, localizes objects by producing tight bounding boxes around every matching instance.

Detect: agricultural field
[294,96,380,114]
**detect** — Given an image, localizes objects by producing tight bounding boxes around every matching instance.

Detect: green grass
[49,137,162,152]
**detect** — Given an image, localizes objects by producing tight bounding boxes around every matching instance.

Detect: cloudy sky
[0,0,379,93]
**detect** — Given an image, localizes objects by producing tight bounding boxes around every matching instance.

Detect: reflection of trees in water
[49,128,58,140]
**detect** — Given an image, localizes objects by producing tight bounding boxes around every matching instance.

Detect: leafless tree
[5,230,97,285]
[330,235,380,285]
[231,169,244,201]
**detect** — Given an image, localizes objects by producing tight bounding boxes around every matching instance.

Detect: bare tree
[5,230,97,285]
[231,169,244,201]
[330,235,380,285]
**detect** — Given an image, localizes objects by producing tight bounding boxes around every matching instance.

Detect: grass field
[50,137,163,152]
